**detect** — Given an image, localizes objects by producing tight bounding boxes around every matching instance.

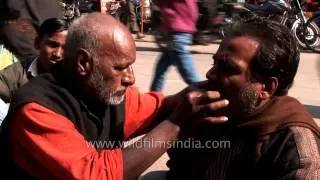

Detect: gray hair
[63,14,102,63]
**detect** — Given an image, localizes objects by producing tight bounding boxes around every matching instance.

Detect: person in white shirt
[0,18,68,123]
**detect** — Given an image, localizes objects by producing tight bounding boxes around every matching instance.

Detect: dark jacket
[0,56,35,103]
[167,96,320,180]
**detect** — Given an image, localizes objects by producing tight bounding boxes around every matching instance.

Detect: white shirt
[0,99,9,123]
[27,57,40,77]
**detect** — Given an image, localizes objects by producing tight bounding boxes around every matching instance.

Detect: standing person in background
[150,0,200,92]
[0,0,63,61]
[193,0,219,45]
[100,0,145,39]
[124,0,145,39]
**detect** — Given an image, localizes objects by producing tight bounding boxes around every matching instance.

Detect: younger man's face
[36,30,68,72]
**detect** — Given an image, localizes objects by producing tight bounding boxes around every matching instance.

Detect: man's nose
[53,47,63,59]
[123,65,135,86]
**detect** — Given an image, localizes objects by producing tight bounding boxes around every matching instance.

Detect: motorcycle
[285,0,320,50]
[221,0,320,50]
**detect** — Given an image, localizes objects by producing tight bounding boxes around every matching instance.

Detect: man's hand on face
[168,89,229,136]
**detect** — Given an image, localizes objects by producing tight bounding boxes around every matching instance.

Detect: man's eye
[47,42,59,48]
[115,66,127,71]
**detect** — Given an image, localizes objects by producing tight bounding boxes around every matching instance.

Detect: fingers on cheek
[193,99,229,113]
[208,99,229,110]
[207,91,221,99]
[204,116,229,123]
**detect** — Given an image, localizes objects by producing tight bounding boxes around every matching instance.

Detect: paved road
[132,35,320,177]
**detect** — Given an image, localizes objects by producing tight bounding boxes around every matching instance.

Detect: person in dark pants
[123,0,145,39]
[0,0,63,61]
[150,0,201,92]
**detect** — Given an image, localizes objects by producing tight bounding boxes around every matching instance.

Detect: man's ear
[259,77,279,100]
[34,37,40,50]
[75,48,93,76]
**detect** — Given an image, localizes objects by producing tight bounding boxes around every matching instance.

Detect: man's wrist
[159,120,181,143]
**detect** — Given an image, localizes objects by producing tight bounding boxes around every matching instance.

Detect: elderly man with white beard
[0,13,229,180]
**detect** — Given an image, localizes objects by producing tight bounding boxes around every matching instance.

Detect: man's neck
[36,60,49,74]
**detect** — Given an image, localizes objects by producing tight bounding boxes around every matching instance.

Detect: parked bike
[304,11,320,52]
[286,0,320,50]
[221,0,320,51]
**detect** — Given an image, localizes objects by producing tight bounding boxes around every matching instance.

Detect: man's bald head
[64,12,136,65]
[62,13,136,105]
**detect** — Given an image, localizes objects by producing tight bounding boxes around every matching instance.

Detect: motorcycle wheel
[291,19,320,51]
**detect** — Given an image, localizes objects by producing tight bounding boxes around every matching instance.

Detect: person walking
[124,0,145,39]
[150,0,200,92]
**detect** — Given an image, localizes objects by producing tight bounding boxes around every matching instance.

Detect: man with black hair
[166,16,320,179]
[0,0,63,60]
[0,18,68,122]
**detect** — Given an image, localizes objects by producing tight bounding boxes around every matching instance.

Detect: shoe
[136,32,145,39]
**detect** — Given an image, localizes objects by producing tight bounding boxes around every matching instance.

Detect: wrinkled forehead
[41,30,68,43]
[218,36,260,61]
[42,30,68,38]
[104,29,136,62]
[113,30,136,59]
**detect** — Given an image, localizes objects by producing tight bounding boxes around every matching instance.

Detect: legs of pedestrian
[150,33,200,92]
[171,33,200,85]
[150,48,172,91]
[126,0,145,39]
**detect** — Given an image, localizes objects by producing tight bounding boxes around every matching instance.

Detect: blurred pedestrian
[193,0,218,45]
[150,0,200,92]
[124,0,145,39]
